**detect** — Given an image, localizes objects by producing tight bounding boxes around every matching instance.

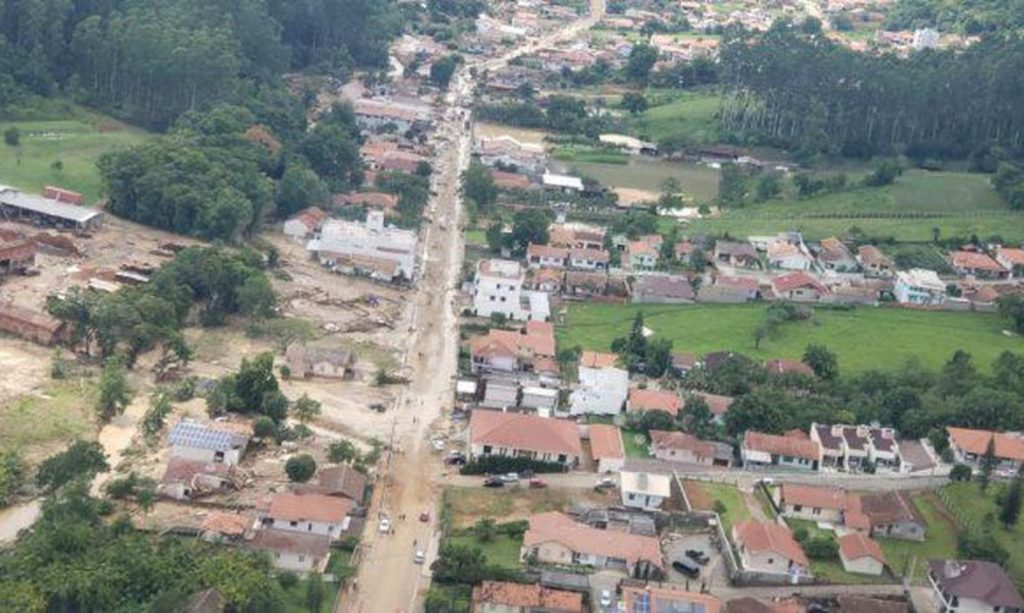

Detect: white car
[414,549,426,564]
[431,439,446,452]
[378,517,391,534]
[500,472,519,483]
[600,589,613,608]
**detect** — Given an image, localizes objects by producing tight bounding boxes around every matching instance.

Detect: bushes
[285,454,317,483]
[459,456,567,475]
[950,464,973,482]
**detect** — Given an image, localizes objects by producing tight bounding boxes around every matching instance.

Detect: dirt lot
[0,216,415,502]
[446,485,614,529]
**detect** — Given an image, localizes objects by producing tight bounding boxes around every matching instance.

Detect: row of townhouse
[741,423,908,474]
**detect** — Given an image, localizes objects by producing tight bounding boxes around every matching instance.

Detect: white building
[258,492,353,539]
[542,172,584,193]
[307,211,417,282]
[471,259,550,321]
[928,559,1024,613]
[249,529,331,574]
[569,352,628,416]
[913,28,940,50]
[620,471,671,511]
[894,268,946,305]
[168,420,250,466]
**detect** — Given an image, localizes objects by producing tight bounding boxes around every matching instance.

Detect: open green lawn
[621,429,650,458]
[688,170,1024,242]
[559,303,1024,374]
[699,482,750,533]
[465,229,487,247]
[880,492,958,585]
[630,92,720,144]
[0,116,151,203]
[940,482,1024,586]
[449,532,523,569]
[552,146,629,165]
[786,519,895,585]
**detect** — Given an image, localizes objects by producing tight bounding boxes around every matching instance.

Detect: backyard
[785,519,896,585]
[682,480,751,532]
[448,531,524,569]
[559,303,1024,374]
[879,491,958,585]
[938,482,1024,586]
[444,486,609,530]
[0,115,152,203]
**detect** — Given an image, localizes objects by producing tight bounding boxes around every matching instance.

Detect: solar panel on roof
[168,422,246,451]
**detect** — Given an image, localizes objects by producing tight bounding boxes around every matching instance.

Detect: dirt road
[340,5,606,611]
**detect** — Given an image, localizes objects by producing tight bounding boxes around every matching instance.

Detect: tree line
[0,0,401,128]
[718,22,1024,161]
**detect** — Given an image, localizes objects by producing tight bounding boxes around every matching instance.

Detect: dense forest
[718,23,1024,161]
[884,0,1024,34]
[0,0,402,128]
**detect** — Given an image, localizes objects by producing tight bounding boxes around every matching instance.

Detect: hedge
[459,456,568,475]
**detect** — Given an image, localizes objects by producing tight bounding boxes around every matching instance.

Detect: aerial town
[1,0,1024,612]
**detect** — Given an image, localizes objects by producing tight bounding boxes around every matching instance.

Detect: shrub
[285,454,317,482]
[792,527,809,543]
[958,528,1009,565]
[712,500,728,515]
[3,127,20,146]
[950,464,973,482]
[277,572,299,589]
[804,536,839,560]
[253,416,277,440]
[459,456,566,475]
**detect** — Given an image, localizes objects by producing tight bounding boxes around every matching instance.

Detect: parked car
[672,558,700,578]
[483,477,504,488]
[500,473,519,483]
[378,517,391,534]
[595,477,616,491]
[528,478,547,489]
[599,589,612,608]
[686,549,710,565]
[414,549,425,564]
[445,452,466,466]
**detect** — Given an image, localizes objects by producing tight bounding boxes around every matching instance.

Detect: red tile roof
[998,247,1024,266]
[947,427,1024,461]
[765,359,814,376]
[589,424,624,460]
[838,532,886,565]
[523,512,662,569]
[743,431,821,462]
[650,430,716,459]
[472,581,583,611]
[716,275,760,291]
[470,411,582,456]
[628,388,682,416]
[733,521,809,566]
[528,243,569,260]
[950,250,1005,272]
[771,271,827,294]
[267,492,353,524]
[778,483,848,511]
[687,391,734,416]
[580,351,618,369]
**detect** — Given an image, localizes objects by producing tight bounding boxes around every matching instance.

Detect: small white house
[259,493,353,539]
[249,529,331,574]
[569,364,628,416]
[620,471,671,511]
[472,259,550,321]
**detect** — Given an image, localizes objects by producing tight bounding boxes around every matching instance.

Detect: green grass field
[940,482,1024,586]
[621,429,650,458]
[0,116,151,203]
[552,146,629,165]
[630,92,720,144]
[449,532,523,569]
[465,229,487,247]
[559,303,1024,374]
[688,170,1023,242]
[701,482,750,533]
[551,155,719,202]
[880,492,959,585]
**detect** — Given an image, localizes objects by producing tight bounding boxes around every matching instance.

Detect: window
[767,558,774,564]
[793,505,803,512]
[558,454,567,463]
[489,295,496,301]
[290,521,298,527]
[813,508,821,515]
[628,493,636,500]
[298,555,305,563]
[483,445,492,454]
[500,297,506,302]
